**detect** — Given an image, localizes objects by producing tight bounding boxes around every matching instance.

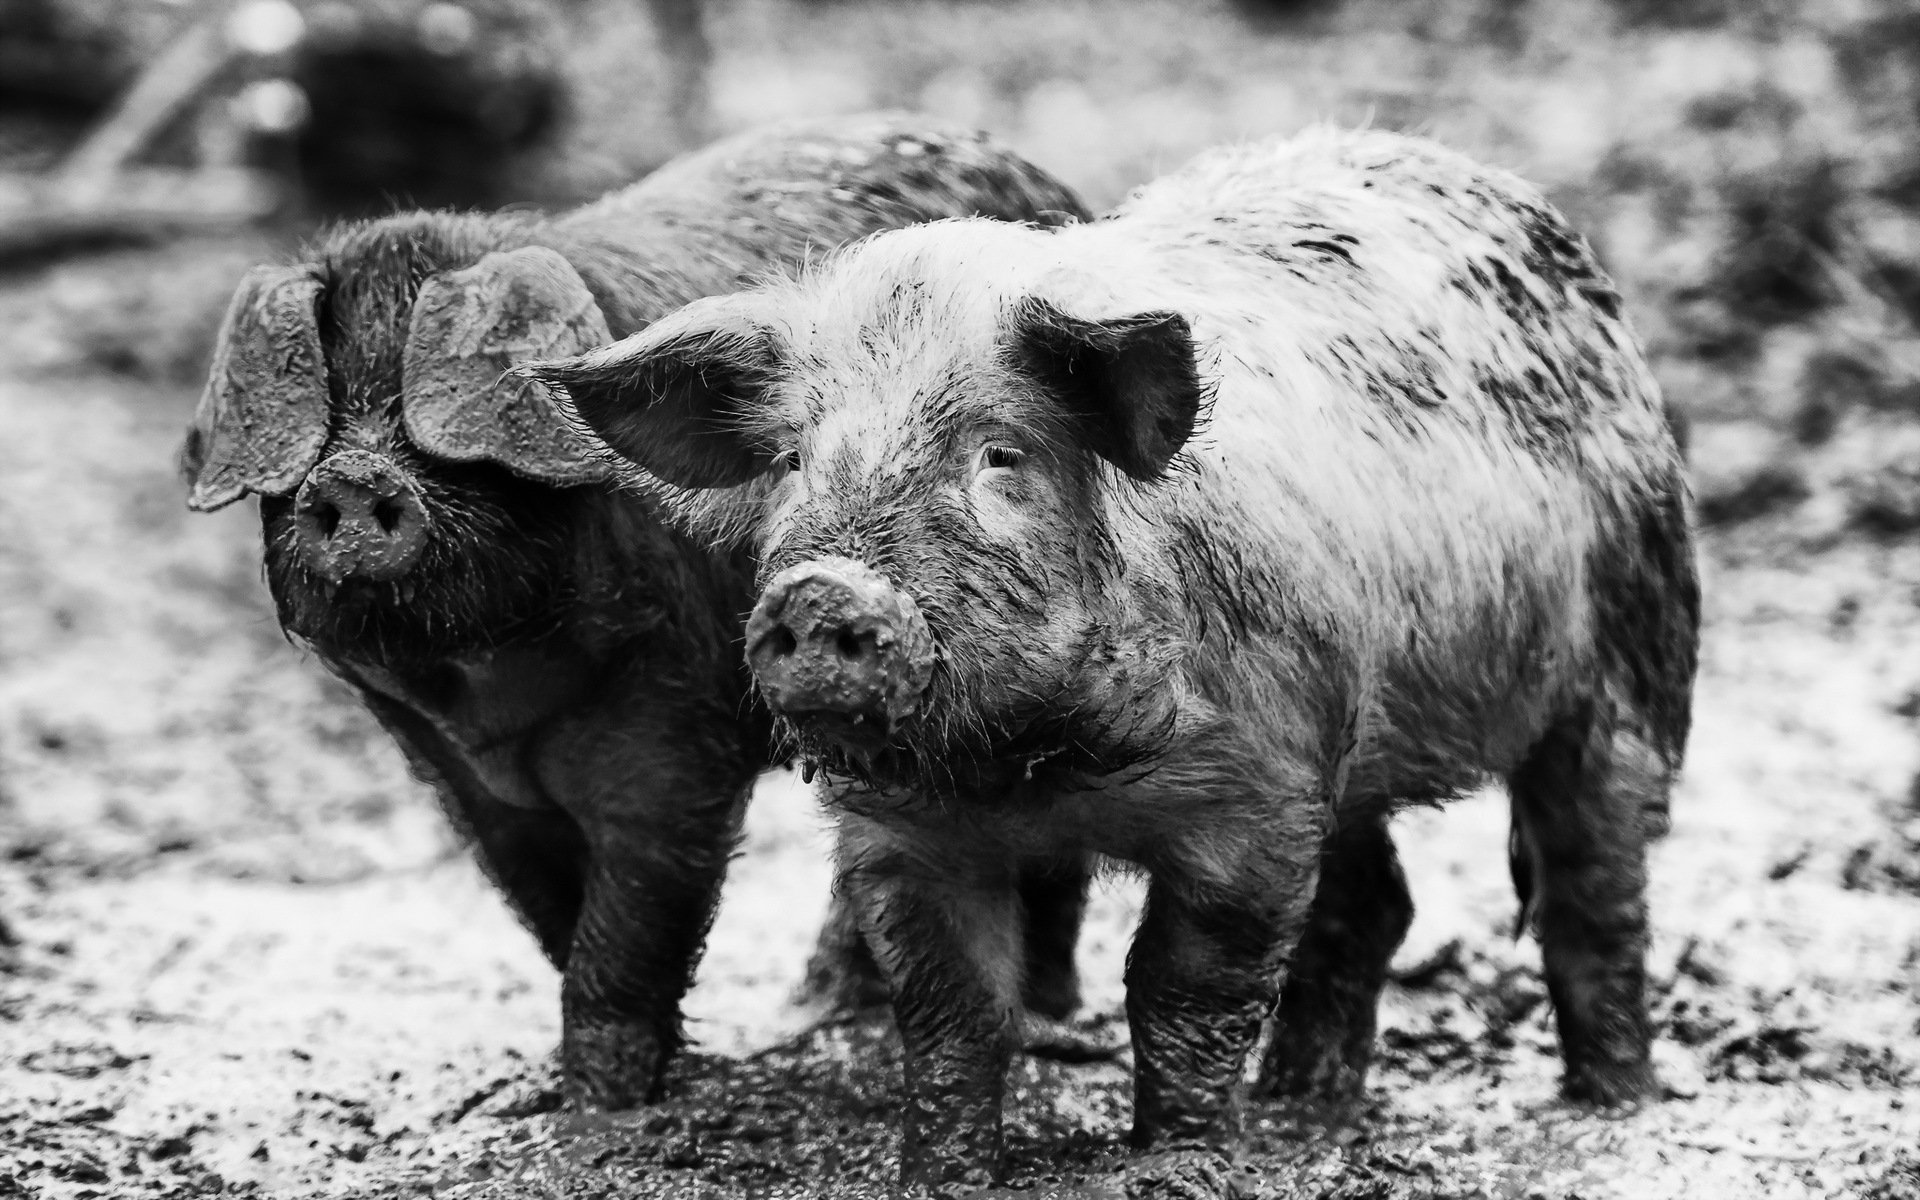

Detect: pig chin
[778,709,902,761]
[270,566,560,668]
[262,506,567,668]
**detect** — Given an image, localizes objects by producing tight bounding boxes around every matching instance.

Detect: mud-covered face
[182,217,617,669]
[532,282,1208,792]
[258,437,580,668]
[747,390,1124,781]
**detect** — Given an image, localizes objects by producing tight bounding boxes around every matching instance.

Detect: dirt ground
[5,2,1920,1197]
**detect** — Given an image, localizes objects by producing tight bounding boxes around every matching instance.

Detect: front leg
[355,686,589,965]
[559,776,750,1109]
[1126,775,1325,1149]
[842,819,1020,1193]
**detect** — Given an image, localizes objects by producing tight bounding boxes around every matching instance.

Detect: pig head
[525,261,1208,789]
[184,245,616,634]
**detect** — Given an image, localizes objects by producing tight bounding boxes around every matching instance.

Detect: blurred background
[1,1,1918,1197]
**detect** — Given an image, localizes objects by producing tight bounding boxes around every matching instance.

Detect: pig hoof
[910,1164,998,1199]
[1115,1148,1252,1200]
[560,1021,667,1110]
[477,1079,566,1120]
[1020,1014,1122,1064]
[1564,1057,1658,1108]
[1252,1045,1370,1108]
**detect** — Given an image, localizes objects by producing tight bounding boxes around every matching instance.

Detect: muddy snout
[746,557,936,738]
[293,450,430,583]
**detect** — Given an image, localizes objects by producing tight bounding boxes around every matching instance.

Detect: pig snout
[293,450,430,584]
[745,557,936,738]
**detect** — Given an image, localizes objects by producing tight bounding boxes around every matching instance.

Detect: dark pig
[532,126,1701,1186]
[180,113,1093,1110]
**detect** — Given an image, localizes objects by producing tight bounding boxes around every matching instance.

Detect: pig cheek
[962,478,1079,640]
[754,475,809,568]
[970,474,1083,598]
[966,470,1050,547]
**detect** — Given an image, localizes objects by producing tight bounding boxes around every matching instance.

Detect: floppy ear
[1007,299,1206,482]
[183,264,330,512]
[402,246,616,486]
[522,299,784,490]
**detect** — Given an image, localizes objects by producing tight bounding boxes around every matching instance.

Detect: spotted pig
[532,126,1700,1184]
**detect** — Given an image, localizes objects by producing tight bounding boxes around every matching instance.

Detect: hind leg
[1508,701,1657,1105]
[1018,854,1091,1021]
[797,882,891,1012]
[800,853,1091,1018]
[1255,814,1412,1104]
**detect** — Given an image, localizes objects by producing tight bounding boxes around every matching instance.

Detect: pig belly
[1341,626,1590,806]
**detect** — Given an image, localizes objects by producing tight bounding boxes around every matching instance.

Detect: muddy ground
[5,2,1920,1197]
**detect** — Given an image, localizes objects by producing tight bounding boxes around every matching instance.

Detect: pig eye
[977,444,1025,473]
[772,449,800,473]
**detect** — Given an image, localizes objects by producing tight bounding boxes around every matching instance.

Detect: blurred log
[282,0,566,215]
[5,0,570,220]
[0,0,157,110]
[54,18,236,197]
[0,9,277,259]
[0,166,280,260]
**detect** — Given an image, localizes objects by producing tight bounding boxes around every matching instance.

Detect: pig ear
[523,305,783,490]
[183,264,330,512]
[402,246,617,487]
[1009,300,1206,482]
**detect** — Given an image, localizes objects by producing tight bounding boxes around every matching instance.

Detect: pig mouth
[784,709,899,761]
[263,505,569,668]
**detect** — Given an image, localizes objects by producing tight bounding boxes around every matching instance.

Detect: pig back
[1077,129,1692,774]
[551,112,1091,337]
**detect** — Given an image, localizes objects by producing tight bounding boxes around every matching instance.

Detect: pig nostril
[836,630,866,661]
[767,626,798,658]
[307,500,342,540]
[371,498,404,535]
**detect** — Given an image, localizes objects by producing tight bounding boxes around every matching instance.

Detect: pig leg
[1017,855,1117,1065]
[1125,768,1325,1150]
[560,774,750,1109]
[1256,815,1412,1104]
[799,854,1090,1020]
[356,689,587,965]
[450,796,590,968]
[1507,700,1657,1105]
[1125,864,1318,1150]
[844,827,1021,1190]
[1019,854,1091,1021]
[797,872,890,1012]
